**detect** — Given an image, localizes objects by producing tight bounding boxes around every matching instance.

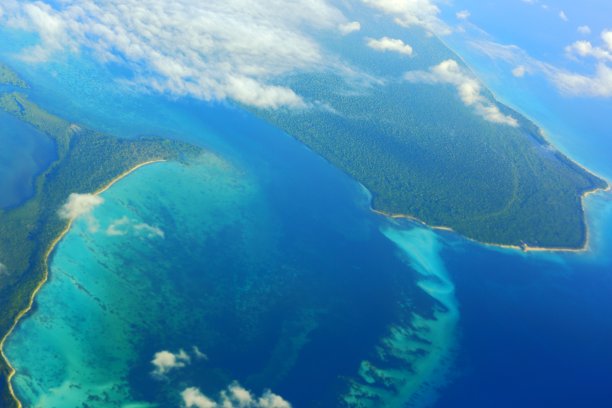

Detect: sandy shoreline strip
[373,182,611,254]
[0,159,165,408]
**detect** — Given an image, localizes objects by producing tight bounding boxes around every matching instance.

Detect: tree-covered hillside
[256,28,607,249]
[0,74,201,408]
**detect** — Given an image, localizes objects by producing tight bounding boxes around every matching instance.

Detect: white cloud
[578,25,592,35]
[151,347,208,378]
[181,383,291,408]
[366,37,413,56]
[226,383,254,407]
[559,10,568,22]
[4,0,356,109]
[256,391,291,408]
[151,349,191,377]
[512,65,527,77]
[565,40,612,62]
[559,31,612,96]
[456,10,470,20]
[182,388,217,408]
[339,21,361,35]
[603,30,612,51]
[552,63,612,97]
[0,263,8,277]
[58,193,104,232]
[59,193,104,220]
[362,0,451,35]
[405,59,518,126]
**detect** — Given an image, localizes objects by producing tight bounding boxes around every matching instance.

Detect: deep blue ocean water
[2,7,612,407]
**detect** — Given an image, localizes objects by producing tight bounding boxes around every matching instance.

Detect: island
[0,65,202,408]
[256,28,608,250]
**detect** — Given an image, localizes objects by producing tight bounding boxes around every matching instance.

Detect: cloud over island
[58,193,104,232]
[405,59,519,126]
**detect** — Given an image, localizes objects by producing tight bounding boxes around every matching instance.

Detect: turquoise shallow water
[6,154,271,406]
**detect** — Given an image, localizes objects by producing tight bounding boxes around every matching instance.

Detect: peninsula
[0,65,201,408]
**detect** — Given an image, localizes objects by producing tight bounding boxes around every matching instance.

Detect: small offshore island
[0,64,201,408]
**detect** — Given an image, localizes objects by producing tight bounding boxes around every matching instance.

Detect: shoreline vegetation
[0,64,202,408]
[373,181,611,253]
[0,160,165,408]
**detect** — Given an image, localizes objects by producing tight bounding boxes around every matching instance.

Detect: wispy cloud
[3,0,355,109]
[361,0,451,35]
[405,59,518,126]
[182,383,291,408]
[134,223,165,239]
[469,30,612,99]
[552,64,612,97]
[106,216,164,239]
[456,10,470,20]
[106,216,130,236]
[366,37,413,56]
[339,21,361,35]
[151,346,208,378]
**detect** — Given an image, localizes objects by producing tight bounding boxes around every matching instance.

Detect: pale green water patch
[344,226,458,408]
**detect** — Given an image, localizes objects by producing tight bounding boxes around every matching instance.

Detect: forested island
[257,28,608,250]
[0,65,201,408]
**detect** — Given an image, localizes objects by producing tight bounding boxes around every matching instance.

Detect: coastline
[372,182,611,254]
[0,159,165,408]
[436,32,612,251]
